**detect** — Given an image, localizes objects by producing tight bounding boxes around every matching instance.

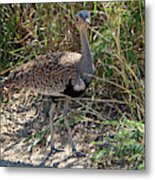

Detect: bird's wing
[58,52,82,65]
[2,51,85,96]
[45,51,82,65]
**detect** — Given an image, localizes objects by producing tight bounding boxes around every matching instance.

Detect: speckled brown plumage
[2,51,86,98]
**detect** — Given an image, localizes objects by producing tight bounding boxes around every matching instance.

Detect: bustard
[0,10,93,156]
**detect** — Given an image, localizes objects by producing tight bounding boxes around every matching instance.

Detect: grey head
[75,10,91,30]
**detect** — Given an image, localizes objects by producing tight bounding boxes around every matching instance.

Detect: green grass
[91,118,144,169]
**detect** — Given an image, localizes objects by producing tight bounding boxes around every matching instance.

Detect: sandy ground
[0,92,105,168]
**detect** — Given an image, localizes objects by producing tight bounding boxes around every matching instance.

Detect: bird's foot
[39,146,64,167]
[50,146,64,153]
[70,144,86,158]
[72,150,86,158]
[46,146,64,159]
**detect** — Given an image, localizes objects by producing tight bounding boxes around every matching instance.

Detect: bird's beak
[85,18,91,25]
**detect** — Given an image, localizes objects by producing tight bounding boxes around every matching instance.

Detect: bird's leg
[63,101,76,152]
[49,102,56,151]
[39,101,63,167]
[48,101,64,153]
[63,102,85,158]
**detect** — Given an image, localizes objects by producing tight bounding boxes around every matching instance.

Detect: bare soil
[0,91,105,168]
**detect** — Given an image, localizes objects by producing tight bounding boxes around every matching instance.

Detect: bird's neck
[77,29,93,84]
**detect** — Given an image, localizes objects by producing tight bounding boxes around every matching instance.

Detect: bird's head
[75,10,91,31]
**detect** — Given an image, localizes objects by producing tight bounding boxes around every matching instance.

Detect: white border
[0,0,155,179]
[0,0,138,3]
